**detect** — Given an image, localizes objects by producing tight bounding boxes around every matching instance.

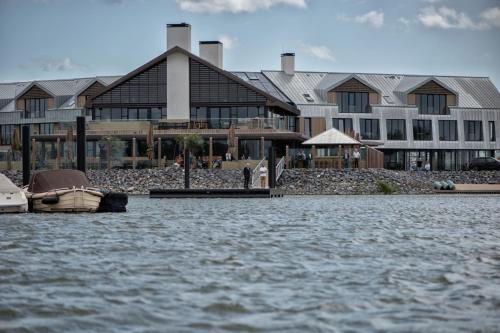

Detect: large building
[1,23,499,170]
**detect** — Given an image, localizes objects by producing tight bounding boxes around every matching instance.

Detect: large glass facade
[413,119,433,140]
[39,123,53,135]
[360,119,380,140]
[25,98,48,118]
[304,118,312,137]
[332,118,353,133]
[190,106,266,128]
[464,120,483,141]
[92,107,166,120]
[0,124,14,145]
[438,120,457,141]
[337,92,370,113]
[416,94,448,115]
[386,119,406,140]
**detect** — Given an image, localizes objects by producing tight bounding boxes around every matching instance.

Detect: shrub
[376,180,396,194]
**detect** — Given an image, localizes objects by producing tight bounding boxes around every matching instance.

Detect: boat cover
[28,170,91,193]
[0,174,21,193]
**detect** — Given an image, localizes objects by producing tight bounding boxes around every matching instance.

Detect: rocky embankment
[2,168,499,195]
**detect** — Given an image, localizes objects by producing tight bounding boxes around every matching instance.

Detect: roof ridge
[262,70,490,80]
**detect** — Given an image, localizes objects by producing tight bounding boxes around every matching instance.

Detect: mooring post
[76,116,86,173]
[184,148,190,189]
[22,125,30,186]
[209,137,213,170]
[157,137,162,168]
[268,146,275,189]
[56,137,61,170]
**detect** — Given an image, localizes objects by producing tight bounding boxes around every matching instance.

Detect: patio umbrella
[227,123,236,159]
[11,127,21,151]
[66,127,74,163]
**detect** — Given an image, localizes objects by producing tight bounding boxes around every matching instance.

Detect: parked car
[468,157,500,171]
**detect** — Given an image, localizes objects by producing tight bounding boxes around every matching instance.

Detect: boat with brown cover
[26,170,103,213]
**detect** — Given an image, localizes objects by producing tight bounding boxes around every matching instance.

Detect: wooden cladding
[327,91,336,104]
[92,59,167,106]
[80,81,106,98]
[311,117,326,137]
[190,58,267,105]
[407,94,416,105]
[410,80,453,95]
[331,78,377,93]
[446,94,457,107]
[18,85,52,100]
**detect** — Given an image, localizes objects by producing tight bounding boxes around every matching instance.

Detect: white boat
[26,170,103,213]
[0,174,28,213]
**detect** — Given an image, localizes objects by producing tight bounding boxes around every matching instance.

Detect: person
[353,148,361,169]
[243,163,251,189]
[259,164,268,188]
[424,161,431,171]
[241,154,246,160]
[343,149,350,169]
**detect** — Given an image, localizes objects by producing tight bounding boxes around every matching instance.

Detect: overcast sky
[1,0,499,88]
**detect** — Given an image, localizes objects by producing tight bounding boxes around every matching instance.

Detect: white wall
[166,52,190,120]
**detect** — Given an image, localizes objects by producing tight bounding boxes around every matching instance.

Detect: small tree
[176,134,203,152]
[98,136,125,169]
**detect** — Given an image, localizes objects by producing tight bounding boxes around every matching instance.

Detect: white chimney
[281,53,295,75]
[199,41,223,68]
[166,23,191,51]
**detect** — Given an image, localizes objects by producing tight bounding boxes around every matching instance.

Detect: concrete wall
[166,52,190,121]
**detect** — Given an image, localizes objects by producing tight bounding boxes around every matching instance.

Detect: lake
[1,195,499,332]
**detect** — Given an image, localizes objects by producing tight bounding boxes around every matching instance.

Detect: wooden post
[31,139,36,171]
[76,116,86,174]
[56,137,61,170]
[157,137,162,168]
[106,139,111,170]
[338,145,342,169]
[22,126,30,186]
[268,146,275,189]
[132,137,136,169]
[184,148,190,189]
[285,145,289,169]
[209,137,213,169]
[259,136,265,160]
[311,145,317,169]
[234,136,239,160]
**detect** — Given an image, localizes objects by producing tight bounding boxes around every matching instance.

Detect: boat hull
[0,192,28,213]
[32,189,103,213]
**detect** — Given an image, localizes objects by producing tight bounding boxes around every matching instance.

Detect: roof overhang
[302,128,361,146]
[15,82,55,101]
[322,74,382,95]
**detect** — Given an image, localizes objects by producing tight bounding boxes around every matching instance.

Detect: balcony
[0,108,86,125]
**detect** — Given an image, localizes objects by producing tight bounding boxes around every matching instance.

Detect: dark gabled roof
[89,46,299,115]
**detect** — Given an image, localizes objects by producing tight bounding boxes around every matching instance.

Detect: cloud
[301,43,335,62]
[481,7,500,28]
[176,0,307,14]
[354,10,384,28]
[398,17,411,27]
[418,6,500,30]
[218,34,238,49]
[37,57,86,72]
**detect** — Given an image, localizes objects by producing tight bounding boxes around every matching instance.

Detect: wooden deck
[435,184,500,194]
[149,188,284,198]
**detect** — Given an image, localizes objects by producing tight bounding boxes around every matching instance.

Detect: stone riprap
[1,168,499,195]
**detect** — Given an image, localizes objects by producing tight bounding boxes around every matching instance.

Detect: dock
[149,188,284,198]
[435,184,500,194]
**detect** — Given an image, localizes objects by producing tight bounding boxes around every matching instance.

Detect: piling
[76,116,86,173]
[22,125,30,186]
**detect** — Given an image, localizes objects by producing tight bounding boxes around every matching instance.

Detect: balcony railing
[0,108,86,125]
[159,118,293,131]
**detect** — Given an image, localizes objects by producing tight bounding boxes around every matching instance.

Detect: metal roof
[303,127,360,146]
[263,70,500,109]
[0,76,121,112]
[231,71,292,104]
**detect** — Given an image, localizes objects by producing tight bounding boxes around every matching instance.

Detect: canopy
[0,174,21,193]
[302,128,361,146]
[28,170,91,193]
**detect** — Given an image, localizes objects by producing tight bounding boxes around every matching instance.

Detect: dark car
[468,157,500,171]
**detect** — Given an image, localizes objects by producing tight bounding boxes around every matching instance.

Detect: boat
[0,174,28,213]
[26,170,103,213]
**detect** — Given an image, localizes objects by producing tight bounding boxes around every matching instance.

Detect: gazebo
[302,128,383,169]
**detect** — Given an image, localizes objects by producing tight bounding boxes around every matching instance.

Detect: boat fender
[433,181,441,190]
[42,195,59,205]
[446,180,456,190]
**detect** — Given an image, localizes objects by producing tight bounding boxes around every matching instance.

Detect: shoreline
[2,168,499,196]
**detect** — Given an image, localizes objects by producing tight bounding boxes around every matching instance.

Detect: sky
[1,0,499,88]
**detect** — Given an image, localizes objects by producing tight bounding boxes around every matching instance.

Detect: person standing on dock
[259,164,268,188]
[243,163,251,189]
[353,148,360,169]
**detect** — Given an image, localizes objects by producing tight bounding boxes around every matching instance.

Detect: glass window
[0,125,14,145]
[138,108,149,119]
[304,118,312,137]
[464,120,483,141]
[360,119,380,140]
[386,119,406,140]
[151,108,162,120]
[100,108,111,120]
[39,123,53,135]
[489,121,496,141]
[128,108,138,120]
[25,98,48,118]
[247,106,258,118]
[413,119,433,140]
[438,120,457,141]
[337,92,370,113]
[332,118,353,133]
[416,94,448,115]
[111,108,121,119]
[287,116,297,132]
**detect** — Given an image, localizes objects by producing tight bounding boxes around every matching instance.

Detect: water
[1,195,500,333]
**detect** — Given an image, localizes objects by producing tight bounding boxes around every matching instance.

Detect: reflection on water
[1,195,500,332]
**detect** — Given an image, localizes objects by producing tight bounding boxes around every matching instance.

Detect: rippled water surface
[1,195,500,333]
